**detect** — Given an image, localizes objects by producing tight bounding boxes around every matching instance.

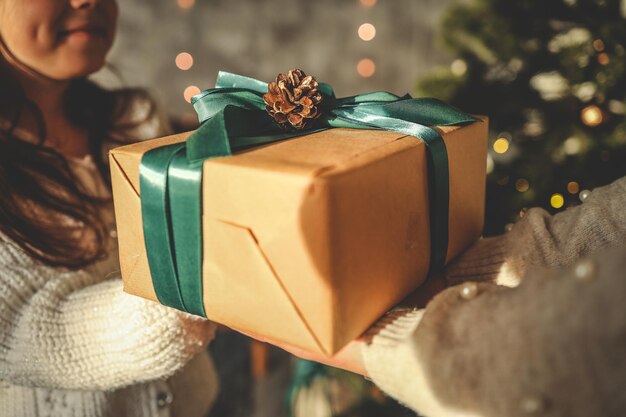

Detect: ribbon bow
[140,71,478,317]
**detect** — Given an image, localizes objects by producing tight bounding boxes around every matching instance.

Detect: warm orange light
[184,85,201,103]
[592,39,605,51]
[177,0,195,9]
[175,52,194,70]
[358,23,376,41]
[597,53,609,65]
[359,0,377,8]
[567,181,580,194]
[357,59,376,78]
[515,178,529,192]
[581,105,603,127]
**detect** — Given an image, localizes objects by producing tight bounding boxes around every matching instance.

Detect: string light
[608,100,625,115]
[597,53,610,65]
[592,39,605,51]
[550,193,564,209]
[515,178,529,192]
[177,0,195,9]
[450,59,467,76]
[357,59,376,78]
[175,52,193,70]
[563,136,583,155]
[183,85,201,103]
[359,0,377,8]
[580,105,603,127]
[493,137,510,154]
[358,23,376,41]
[567,181,580,194]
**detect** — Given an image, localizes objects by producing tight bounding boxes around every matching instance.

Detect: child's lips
[58,25,106,40]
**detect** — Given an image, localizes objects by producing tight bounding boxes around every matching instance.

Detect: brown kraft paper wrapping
[110,118,488,356]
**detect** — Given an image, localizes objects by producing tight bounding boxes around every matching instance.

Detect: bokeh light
[563,136,583,155]
[597,53,610,65]
[175,52,194,70]
[493,138,510,154]
[550,193,564,209]
[358,23,376,41]
[184,85,201,103]
[567,181,580,194]
[592,39,605,51]
[177,0,195,9]
[450,59,467,76]
[581,105,603,127]
[359,0,377,8]
[357,59,376,78]
[515,178,529,192]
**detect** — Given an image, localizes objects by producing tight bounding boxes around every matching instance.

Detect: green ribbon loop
[140,71,478,317]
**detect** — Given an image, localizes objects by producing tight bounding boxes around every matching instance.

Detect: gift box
[109,71,488,356]
[110,70,487,355]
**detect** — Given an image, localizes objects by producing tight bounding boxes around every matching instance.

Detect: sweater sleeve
[443,175,626,288]
[363,247,626,417]
[0,240,216,391]
[362,176,626,416]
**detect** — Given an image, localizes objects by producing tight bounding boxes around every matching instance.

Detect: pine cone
[263,69,323,130]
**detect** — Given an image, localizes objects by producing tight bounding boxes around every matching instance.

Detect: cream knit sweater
[363,176,626,417]
[0,123,219,416]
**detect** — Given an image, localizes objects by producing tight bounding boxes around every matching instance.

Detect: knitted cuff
[360,308,429,411]
[444,233,515,287]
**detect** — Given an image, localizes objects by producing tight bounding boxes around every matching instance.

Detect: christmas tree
[289,2,626,416]
[417,0,626,235]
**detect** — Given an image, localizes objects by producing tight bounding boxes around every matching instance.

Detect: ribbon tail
[375,98,479,126]
[216,71,269,92]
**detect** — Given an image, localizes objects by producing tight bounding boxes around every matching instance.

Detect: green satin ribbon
[140,71,478,317]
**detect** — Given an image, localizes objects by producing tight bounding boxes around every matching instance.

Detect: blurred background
[95,0,626,416]
[97,0,456,119]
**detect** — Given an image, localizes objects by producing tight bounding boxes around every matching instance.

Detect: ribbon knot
[140,71,479,317]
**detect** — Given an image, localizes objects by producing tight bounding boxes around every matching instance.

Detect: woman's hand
[240,273,447,377]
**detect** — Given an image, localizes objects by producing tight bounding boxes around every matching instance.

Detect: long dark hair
[0,56,161,270]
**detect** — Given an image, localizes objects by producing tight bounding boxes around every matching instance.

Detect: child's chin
[50,58,107,80]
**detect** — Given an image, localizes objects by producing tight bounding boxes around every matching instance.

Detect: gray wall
[96,0,459,119]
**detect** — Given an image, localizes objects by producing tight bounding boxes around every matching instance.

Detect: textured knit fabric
[0,109,219,416]
[362,176,626,417]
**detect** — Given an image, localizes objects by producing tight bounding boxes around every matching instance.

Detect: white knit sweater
[0,149,219,416]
